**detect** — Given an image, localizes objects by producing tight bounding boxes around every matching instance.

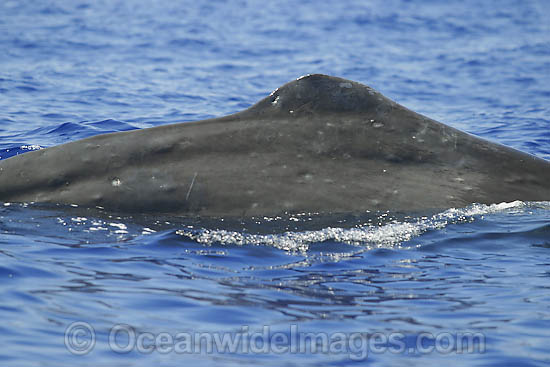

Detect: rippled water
[1,0,549,366]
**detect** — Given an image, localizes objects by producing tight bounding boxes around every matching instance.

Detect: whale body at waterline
[0,74,549,217]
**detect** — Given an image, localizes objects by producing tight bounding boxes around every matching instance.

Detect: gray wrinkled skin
[0,74,549,217]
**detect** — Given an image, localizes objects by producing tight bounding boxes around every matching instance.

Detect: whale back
[0,74,549,216]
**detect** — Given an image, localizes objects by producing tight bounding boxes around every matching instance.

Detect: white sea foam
[176,201,528,252]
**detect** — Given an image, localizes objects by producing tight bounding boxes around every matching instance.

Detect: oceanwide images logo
[64,322,486,360]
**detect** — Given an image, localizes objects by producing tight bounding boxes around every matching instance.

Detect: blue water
[1,0,549,366]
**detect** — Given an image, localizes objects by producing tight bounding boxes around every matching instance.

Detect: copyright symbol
[64,321,95,355]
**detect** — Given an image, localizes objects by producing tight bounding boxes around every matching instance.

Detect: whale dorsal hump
[245,74,392,117]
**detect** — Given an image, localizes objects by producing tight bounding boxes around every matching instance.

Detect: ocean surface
[1,0,549,366]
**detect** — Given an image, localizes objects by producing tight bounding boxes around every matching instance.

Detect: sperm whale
[0,74,548,216]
